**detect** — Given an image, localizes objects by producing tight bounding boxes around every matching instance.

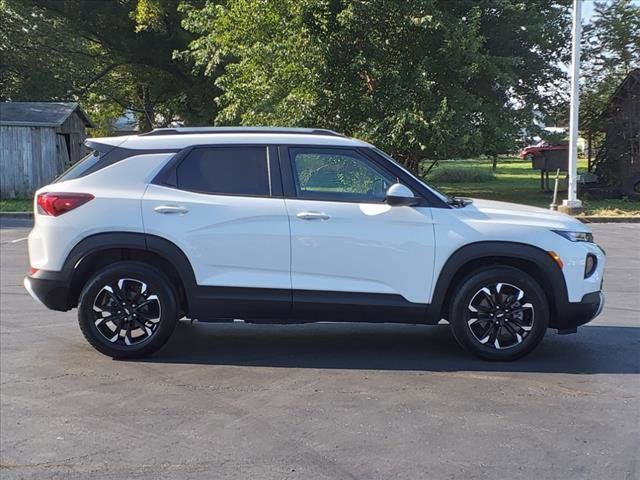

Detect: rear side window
[175,147,270,196]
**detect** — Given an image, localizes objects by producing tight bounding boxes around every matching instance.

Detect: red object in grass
[519,142,568,160]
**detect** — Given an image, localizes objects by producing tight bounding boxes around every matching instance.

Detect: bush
[425,166,495,184]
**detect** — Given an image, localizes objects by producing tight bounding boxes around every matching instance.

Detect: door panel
[285,200,436,304]
[284,146,436,305]
[143,184,291,290]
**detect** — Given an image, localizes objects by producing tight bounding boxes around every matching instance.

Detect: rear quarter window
[55,144,178,182]
[54,150,101,182]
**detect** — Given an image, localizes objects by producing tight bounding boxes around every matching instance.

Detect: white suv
[24,127,605,360]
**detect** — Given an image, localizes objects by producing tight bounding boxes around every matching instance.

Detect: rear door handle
[296,211,330,221]
[154,205,189,215]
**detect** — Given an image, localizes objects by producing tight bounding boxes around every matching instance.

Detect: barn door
[55,134,71,171]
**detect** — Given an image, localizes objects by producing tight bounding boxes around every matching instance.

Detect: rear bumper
[553,291,604,333]
[23,270,72,311]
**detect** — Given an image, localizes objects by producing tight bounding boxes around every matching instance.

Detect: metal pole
[563,0,583,212]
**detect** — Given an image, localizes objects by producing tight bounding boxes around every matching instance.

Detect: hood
[460,198,590,231]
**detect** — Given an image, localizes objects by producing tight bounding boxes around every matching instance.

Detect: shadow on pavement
[143,322,640,374]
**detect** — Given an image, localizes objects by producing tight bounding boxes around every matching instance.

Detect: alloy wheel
[467,282,534,350]
[92,278,161,346]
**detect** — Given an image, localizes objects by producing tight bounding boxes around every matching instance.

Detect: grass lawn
[0,198,32,212]
[423,157,640,217]
[1,158,638,216]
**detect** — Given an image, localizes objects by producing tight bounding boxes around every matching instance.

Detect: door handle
[296,211,330,221]
[154,205,189,215]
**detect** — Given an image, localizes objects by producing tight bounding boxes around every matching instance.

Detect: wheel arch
[431,241,568,326]
[64,232,197,314]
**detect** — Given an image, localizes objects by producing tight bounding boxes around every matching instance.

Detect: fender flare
[430,241,568,320]
[63,231,198,295]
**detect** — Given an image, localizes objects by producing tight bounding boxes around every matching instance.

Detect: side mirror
[385,183,419,206]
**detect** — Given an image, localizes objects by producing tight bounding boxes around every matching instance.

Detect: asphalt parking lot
[0,219,638,480]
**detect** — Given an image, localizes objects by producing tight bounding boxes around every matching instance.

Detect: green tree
[183,0,571,172]
[0,0,102,102]
[580,0,640,169]
[1,0,220,132]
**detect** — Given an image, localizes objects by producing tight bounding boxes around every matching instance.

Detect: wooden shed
[592,69,640,197]
[0,102,95,198]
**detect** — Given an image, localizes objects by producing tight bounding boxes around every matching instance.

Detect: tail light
[36,192,94,216]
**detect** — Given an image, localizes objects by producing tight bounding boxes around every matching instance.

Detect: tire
[78,261,179,359]
[449,267,549,361]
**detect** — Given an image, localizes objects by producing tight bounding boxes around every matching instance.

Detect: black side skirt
[190,287,433,325]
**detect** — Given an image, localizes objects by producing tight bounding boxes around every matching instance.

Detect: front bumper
[553,291,604,334]
[23,270,72,311]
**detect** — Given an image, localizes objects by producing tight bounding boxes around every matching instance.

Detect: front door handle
[154,205,189,215]
[296,211,330,221]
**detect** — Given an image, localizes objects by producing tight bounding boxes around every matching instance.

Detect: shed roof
[0,102,95,128]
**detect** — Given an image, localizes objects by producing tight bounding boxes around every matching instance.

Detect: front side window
[290,148,394,202]
[176,146,270,196]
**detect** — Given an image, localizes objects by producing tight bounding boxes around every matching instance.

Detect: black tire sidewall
[449,267,549,361]
[78,261,179,359]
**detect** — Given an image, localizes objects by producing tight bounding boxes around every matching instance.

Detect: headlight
[552,230,594,243]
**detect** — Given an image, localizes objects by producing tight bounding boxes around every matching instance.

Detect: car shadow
[143,321,640,374]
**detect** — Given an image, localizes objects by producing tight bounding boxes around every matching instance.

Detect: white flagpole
[562,0,583,213]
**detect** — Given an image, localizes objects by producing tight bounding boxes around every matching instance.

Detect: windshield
[371,147,452,204]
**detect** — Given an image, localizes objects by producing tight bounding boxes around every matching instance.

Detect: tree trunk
[137,84,154,132]
[399,154,418,176]
[587,132,592,172]
[407,156,420,176]
[492,154,498,171]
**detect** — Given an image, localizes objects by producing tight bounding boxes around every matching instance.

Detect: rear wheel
[78,261,179,359]
[449,267,549,361]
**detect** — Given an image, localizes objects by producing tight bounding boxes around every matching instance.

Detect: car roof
[88,127,372,151]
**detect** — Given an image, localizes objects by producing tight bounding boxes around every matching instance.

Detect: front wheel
[449,267,549,361]
[78,261,179,359]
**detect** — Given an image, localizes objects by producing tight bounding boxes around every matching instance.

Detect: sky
[583,1,597,21]
[582,0,640,20]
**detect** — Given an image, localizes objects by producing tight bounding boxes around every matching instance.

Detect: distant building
[111,111,139,136]
[0,102,95,198]
[593,69,640,197]
[109,110,186,136]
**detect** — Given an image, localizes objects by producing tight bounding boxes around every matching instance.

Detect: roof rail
[140,126,345,137]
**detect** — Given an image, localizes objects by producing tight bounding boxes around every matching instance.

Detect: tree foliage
[580,0,640,166]
[1,0,218,132]
[183,0,571,170]
[3,0,579,167]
